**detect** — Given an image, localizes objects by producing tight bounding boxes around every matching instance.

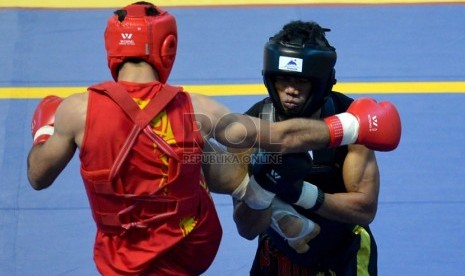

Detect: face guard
[263,40,336,117]
[104,3,177,83]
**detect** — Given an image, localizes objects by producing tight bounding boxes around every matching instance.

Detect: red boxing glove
[324,98,401,151]
[31,95,62,145]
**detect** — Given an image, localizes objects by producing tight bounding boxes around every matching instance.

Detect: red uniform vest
[79,81,222,274]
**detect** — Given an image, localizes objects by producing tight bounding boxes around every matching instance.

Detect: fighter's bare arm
[315,144,380,225]
[190,93,330,153]
[201,140,252,194]
[27,93,87,190]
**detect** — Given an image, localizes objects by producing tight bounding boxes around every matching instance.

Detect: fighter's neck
[117,62,160,83]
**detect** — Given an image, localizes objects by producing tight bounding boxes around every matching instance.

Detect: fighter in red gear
[27,3,401,275]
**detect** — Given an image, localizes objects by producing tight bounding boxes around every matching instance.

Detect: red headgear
[104,3,177,83]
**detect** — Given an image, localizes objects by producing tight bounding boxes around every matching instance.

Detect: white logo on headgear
[119,33,135,46]
[121,33,133,39]
[278,56,303,72]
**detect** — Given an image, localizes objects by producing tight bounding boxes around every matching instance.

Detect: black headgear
[262,26,337,117]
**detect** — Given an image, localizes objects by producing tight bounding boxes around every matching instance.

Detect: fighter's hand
[31,95,62,145]
[324,97,401,151]
[252,153,312,203]
[270,198,321,254]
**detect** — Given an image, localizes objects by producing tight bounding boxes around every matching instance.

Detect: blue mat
[1,4,464,275]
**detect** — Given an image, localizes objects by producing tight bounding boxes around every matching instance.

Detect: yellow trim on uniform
[1,81,464,99]
[1,0,465,8]
[353,225,371,276]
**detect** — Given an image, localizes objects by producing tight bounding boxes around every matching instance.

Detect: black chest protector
[258,96,357,268]
[259,96,347,195]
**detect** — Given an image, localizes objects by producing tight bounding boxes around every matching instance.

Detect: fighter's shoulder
[50,92,88,138]
[245,98,268,117]
[329,91,353,111]
[189,93,229,115]
[56,92,88,121]
[187,92,204,103]
[61,91,88,109]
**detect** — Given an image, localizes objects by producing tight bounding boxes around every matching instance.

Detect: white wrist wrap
[231,173,249,200]
[294,181,319,209]
[335,113,359,146]
[33,125,55,142]
[270,198,315,241]
[243,175,275,210]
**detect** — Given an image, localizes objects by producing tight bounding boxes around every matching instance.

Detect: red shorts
[93,191,222,275]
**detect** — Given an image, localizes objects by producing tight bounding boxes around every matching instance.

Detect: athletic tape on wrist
[243,175,275,210]
[231,173,249,200]
[294,181,319,209]
[270,198,315,241]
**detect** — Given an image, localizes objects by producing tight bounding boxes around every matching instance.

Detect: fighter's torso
[79,81,206,234]
[247,92,359,267]
[81,81,203,193]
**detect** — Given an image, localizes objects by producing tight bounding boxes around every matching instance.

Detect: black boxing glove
[253,152,324,211]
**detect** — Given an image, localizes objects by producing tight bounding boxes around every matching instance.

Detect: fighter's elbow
[28,180,49,191]
[367,209,378,224]
[233,208,271,240]
[234,219,263,240]
[27,173,52,191]
[359,203,378,225]
[29,181,47,191]
[237,228,259,240]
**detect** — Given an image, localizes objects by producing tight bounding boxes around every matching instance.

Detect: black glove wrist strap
[309,188,325,211]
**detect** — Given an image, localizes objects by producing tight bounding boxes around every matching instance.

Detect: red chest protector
[80,81,205,235]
